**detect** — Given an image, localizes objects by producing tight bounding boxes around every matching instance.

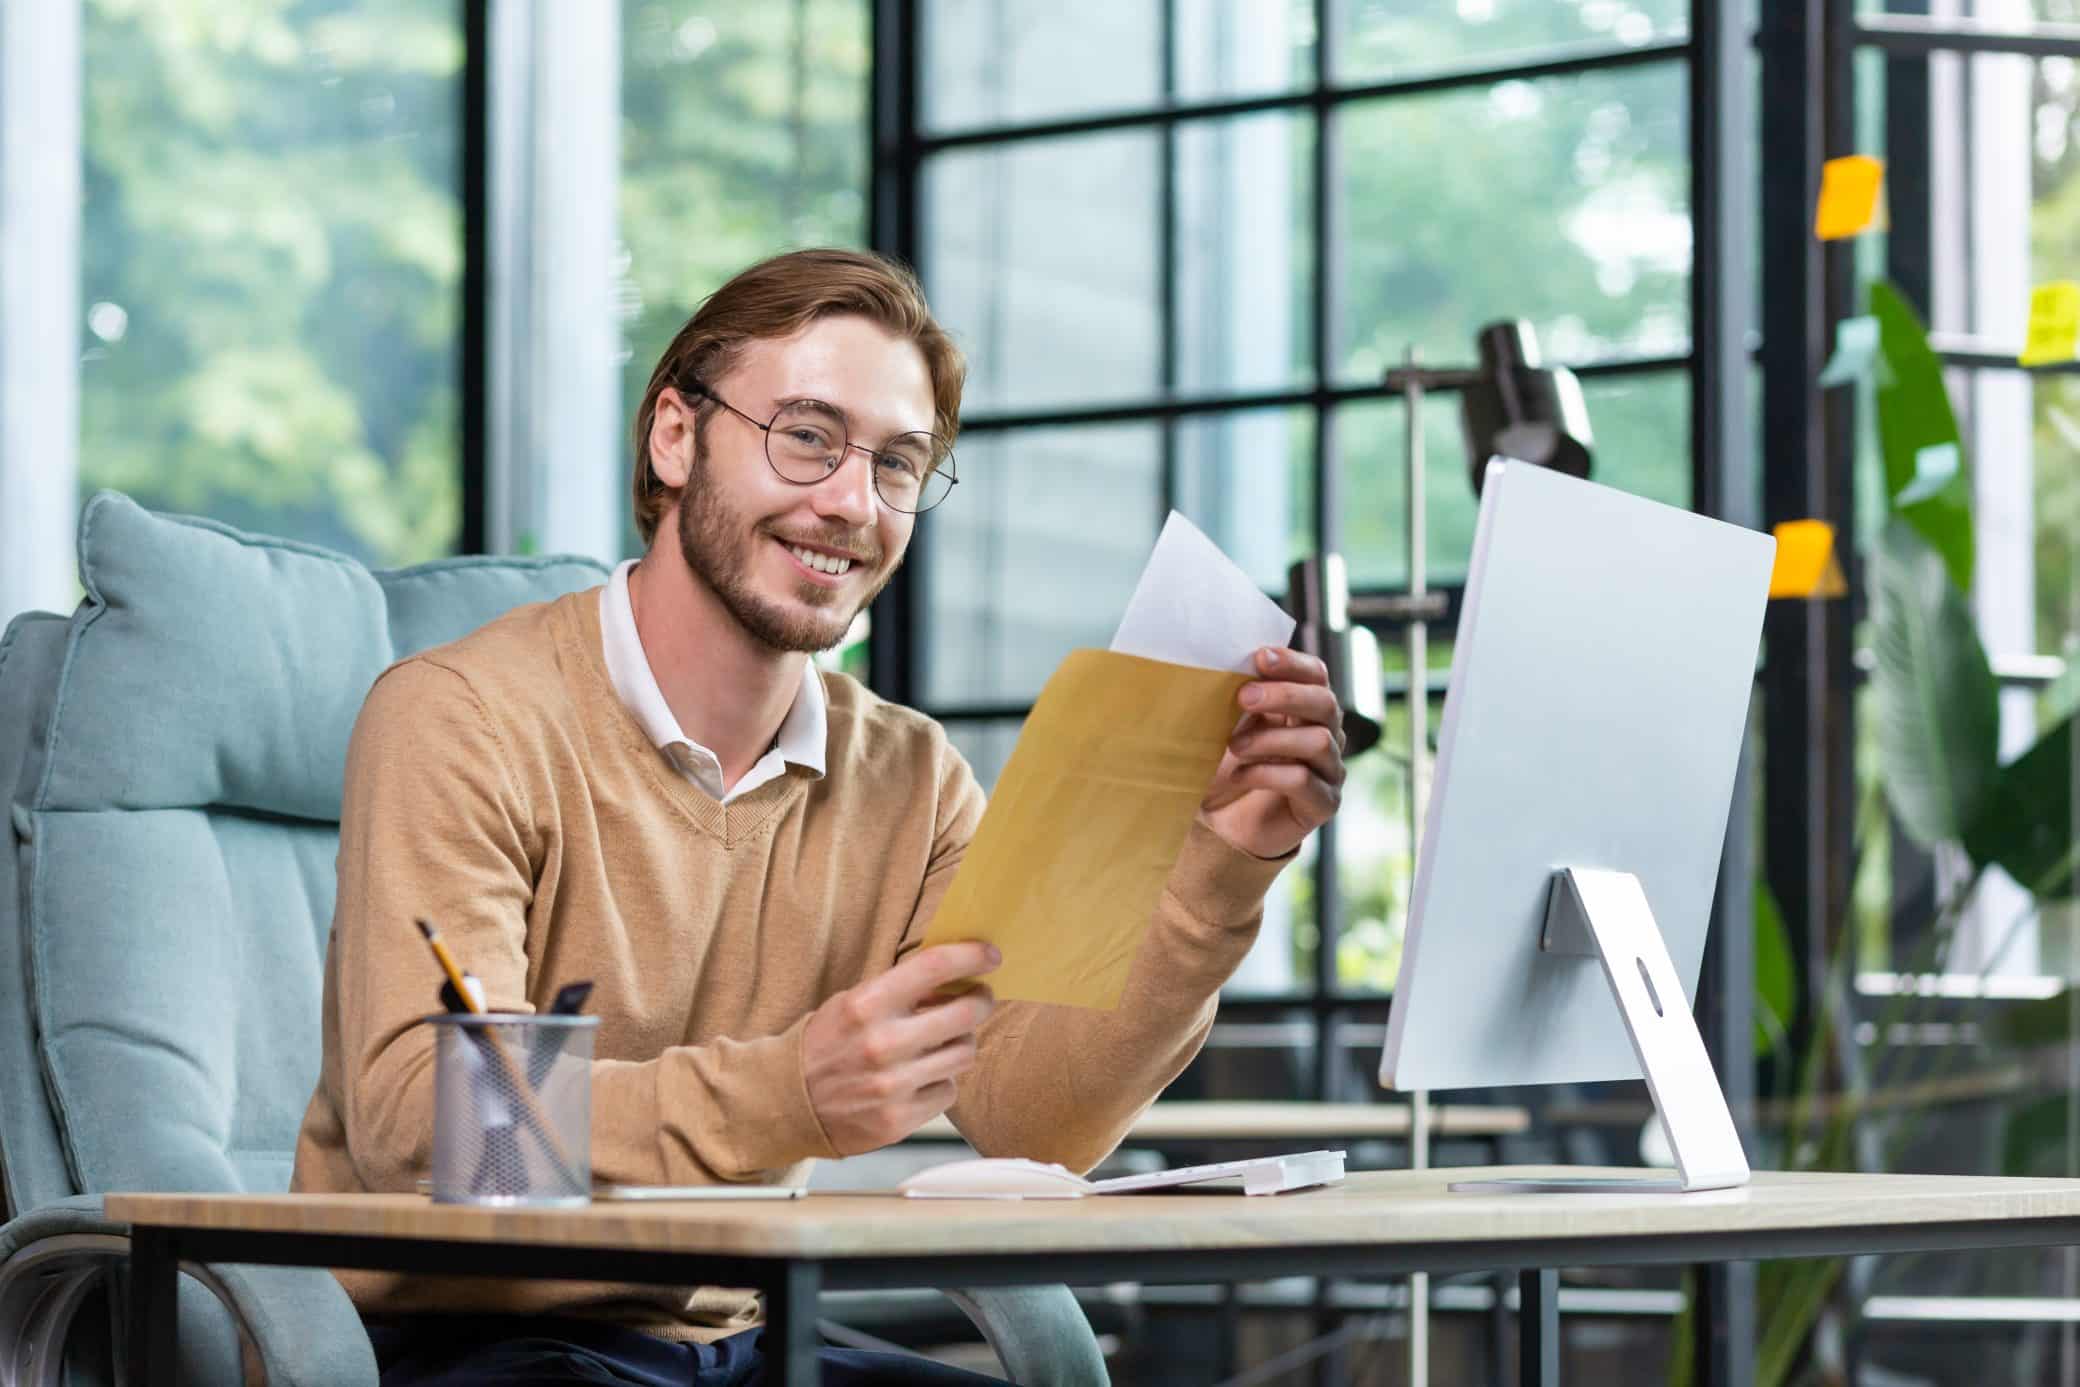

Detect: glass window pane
[1176,114,1314,395]
[1172,408,1315,597]
[620,1,870,542]
[80,1,464,566]
[920,422,1162,707]
[1227,834,1319,997]
[1867,43,2080,659]
[1337,0,1687,83]
[1337,61,1691,382]
[1337,369,1689,588]
[2036,371,2080,657]
[1174,0,1316,102]
[1881,50,2080,344]
[921,0,1159,132]
[925,133,1162,414]
[1336,691,1445,995]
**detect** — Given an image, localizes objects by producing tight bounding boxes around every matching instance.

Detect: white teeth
[786,543,852,576]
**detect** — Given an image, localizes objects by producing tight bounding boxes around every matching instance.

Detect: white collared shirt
[599,559,827,803]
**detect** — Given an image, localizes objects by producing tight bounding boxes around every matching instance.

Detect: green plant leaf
[2001,1094,2071,1177]
[1666,1267,1696,1387]
[1963,712,2080,899]
[1754,882,1795,1057]
[1870,519,2001,848]
[1870,281,1974,591]
[1756,1257,1846,1387]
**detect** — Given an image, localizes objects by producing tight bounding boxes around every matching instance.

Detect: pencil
[416,918,480,1012]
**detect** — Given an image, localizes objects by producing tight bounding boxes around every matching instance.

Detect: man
[291,248,1348,1385]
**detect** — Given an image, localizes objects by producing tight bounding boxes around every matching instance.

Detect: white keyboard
[1090,1149,1346,1197]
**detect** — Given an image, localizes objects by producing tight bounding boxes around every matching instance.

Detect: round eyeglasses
[685,382,957,515]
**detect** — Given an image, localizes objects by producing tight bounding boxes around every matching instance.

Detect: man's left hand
[1199,647,1347,860]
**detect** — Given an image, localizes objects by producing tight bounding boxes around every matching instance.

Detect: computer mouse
[896,1157,1093,1199]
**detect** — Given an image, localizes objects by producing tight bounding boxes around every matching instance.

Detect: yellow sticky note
[922,649,1246,1010]
[1768,520,1848,599]
[1815,156,1886,241]
[2021,282,2080,367]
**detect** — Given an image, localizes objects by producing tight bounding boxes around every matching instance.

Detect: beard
[674,448,895,653]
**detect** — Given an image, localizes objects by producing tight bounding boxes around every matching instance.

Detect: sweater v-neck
[554,590,811,847]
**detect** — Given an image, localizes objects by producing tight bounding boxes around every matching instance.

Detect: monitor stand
[1450,867,1752,1194]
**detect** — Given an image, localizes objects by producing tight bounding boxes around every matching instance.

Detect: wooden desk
[916,1099,1530,1144]
[109,1169,2080,1387]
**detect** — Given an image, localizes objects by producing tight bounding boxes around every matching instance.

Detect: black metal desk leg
[765,1260,823,1387]
[1215,1280,1239,1380]
[127,1227,179,1387]
[1520,1267,1559,1387]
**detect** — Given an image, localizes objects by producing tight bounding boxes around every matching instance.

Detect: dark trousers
[366,1316,1013,1387]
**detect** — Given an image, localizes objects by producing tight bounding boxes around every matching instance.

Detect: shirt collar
[600,559,828,777]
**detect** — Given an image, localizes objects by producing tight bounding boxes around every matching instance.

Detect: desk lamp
[1366,318,1599,885]
[1456,320,1595,493]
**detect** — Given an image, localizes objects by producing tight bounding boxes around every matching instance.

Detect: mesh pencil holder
[429,1013,597,1206]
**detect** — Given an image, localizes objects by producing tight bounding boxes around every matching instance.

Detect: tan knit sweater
[290,588,1287,1337]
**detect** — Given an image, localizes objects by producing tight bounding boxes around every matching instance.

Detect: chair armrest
[0,1196,130,1387]
[0,1196,378,1387]
[943,1284,1111,1387]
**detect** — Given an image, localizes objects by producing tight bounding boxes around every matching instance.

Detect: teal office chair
[0,493,1107,1386]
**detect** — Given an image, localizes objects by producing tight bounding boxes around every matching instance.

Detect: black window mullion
[1879,0,1941,1025]
[1856,13,2080,59]
[1931,343,2080,373]
[911,35,1692,154]
[953,352,1694,433]
[1689,0,1759,1379]
[460,0,489,556]
[868,0,922,706]
[1882,6,1935,316]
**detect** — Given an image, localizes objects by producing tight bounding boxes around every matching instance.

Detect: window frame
[870,0,1730,1099]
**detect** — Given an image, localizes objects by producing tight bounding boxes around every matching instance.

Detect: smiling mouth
[777,538,858,578]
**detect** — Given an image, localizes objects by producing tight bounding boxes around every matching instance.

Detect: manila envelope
[921,648,1248,1010]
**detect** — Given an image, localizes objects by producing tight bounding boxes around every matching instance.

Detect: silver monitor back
[1379,460,1773,1094]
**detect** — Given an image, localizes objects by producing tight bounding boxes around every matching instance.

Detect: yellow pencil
[416,918,481,1013]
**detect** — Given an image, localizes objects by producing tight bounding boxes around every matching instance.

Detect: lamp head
[1460,320,1593,494]
[1286,554,1385,758]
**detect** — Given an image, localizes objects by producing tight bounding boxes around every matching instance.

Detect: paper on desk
[922,513,1294,1010]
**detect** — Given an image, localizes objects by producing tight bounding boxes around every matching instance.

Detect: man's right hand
[803,941,1001,1155]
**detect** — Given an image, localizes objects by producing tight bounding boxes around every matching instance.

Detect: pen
[548,980,594,1016]
[530,981,595,1087]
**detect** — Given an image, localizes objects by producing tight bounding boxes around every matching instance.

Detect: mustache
[768,526,882,565]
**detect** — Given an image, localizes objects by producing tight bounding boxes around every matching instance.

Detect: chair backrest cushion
[7,492,607,1205]
[0,613,75,1218]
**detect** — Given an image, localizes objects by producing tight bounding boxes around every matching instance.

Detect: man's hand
[1199,647,1348,860]
[803,941,1000,1155]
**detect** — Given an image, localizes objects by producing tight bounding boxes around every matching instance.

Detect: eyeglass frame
[678,380,958,515]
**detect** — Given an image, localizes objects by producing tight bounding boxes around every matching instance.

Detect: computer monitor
[1378,460,1775,1192]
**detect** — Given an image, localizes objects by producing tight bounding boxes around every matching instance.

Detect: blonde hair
[629,248,966,545]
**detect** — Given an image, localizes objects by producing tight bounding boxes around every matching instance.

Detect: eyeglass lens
[764,402,953,514]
